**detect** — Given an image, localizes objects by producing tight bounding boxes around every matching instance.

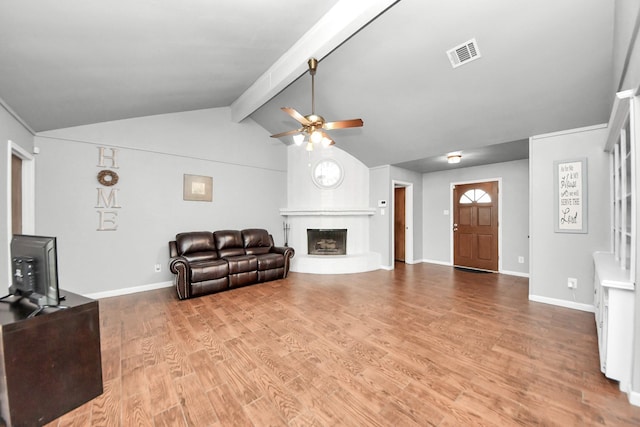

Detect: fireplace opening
[307,229,347,256]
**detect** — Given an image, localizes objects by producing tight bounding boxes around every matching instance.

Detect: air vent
[447,38,481,68]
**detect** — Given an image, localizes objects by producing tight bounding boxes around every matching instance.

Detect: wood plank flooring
[45,263,640,426]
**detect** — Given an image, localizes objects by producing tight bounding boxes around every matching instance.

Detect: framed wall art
[554,158,587,233]
[183,174,213,202]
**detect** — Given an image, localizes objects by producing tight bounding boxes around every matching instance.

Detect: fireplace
[307,229,347,256]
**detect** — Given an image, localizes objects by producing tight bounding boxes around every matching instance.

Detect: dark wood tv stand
[0,290,102,426]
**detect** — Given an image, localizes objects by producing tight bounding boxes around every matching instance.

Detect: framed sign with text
[554,158,588,233]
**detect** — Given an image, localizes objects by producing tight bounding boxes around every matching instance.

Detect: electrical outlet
[154,264,161,273]
[567,277,577,289]
[518,256,524,264]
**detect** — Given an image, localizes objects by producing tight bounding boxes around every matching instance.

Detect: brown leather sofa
[168,229,294,299]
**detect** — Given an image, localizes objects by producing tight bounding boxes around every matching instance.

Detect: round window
[312,159,343,189]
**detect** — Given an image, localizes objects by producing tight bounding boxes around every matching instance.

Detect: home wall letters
[96,147,121,231]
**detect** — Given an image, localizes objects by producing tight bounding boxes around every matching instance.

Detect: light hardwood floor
[46,263,640,426]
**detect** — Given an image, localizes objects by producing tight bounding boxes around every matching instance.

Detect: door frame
[450,177,502,272]
[6,140,35,285]
[8,141,35,233]
[392,180,414,265]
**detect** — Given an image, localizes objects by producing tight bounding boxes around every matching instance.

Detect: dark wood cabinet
[0,290,102,426]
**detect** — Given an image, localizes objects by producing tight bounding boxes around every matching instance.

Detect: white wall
[285,144,379,272]
[0,103,34,290]
[34,107,287,296]
[422,159,529,275]
[613,0,640,93]
[369,165,392,267]
[529,125,609,310]
[366,165,424,269]
[287,144,369,209]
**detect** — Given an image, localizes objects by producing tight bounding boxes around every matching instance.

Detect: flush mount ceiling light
[447,152,462,164]
[270,58,363,151]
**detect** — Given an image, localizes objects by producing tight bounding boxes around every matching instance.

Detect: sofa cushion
[242,229,273,255]
[228,271,258,288]
[224,255,258,274]
[255,253,284,270]
[191,278,228,296]
[258,268,284,282]
[214,230,246,258]
[176,232,217,257]
[190,259,229,282]
[182,251,218,263]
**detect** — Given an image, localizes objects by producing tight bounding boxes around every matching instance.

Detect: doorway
[7,141,35,234]
[392,181,413,264]
[12,154,22,235]
[7,141,35,286]
[394,186,405,262]
[453,180,499,271]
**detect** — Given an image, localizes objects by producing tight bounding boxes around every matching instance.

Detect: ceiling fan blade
[320,132,336,146]
[270,129,300,138]
[323,118,364,130]
[282,107,311,125]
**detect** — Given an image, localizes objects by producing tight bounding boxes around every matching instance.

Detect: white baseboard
[529,294,595,313]
[500,269,530,278]
[84,280,173,300]
[420,259,452,266]
[418,260,529,279]
[628,389,640,407]
[383,259,446,269]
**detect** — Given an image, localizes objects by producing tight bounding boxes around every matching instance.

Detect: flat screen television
[8,234,60,311]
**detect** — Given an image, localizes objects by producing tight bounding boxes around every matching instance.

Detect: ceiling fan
[270,58,363,151]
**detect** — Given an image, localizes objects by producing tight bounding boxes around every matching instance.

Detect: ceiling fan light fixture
[447,152,462,164]
[310,130,323,144]
[270,58,363,151]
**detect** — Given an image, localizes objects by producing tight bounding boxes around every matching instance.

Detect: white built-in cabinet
[594,88,638,392]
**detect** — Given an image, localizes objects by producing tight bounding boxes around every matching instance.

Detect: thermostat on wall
[378,200,387,207]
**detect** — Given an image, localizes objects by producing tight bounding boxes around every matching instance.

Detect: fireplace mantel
[280,208,376,216]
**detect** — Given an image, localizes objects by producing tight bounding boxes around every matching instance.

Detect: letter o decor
[97,169,119,186]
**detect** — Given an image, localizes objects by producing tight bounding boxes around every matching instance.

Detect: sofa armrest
[270,246,295,277]
[271,246,294,257]
[168,240,179,258]
[169,256,191,300]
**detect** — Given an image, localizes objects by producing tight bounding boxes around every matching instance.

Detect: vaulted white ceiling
[0,0,615,172]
